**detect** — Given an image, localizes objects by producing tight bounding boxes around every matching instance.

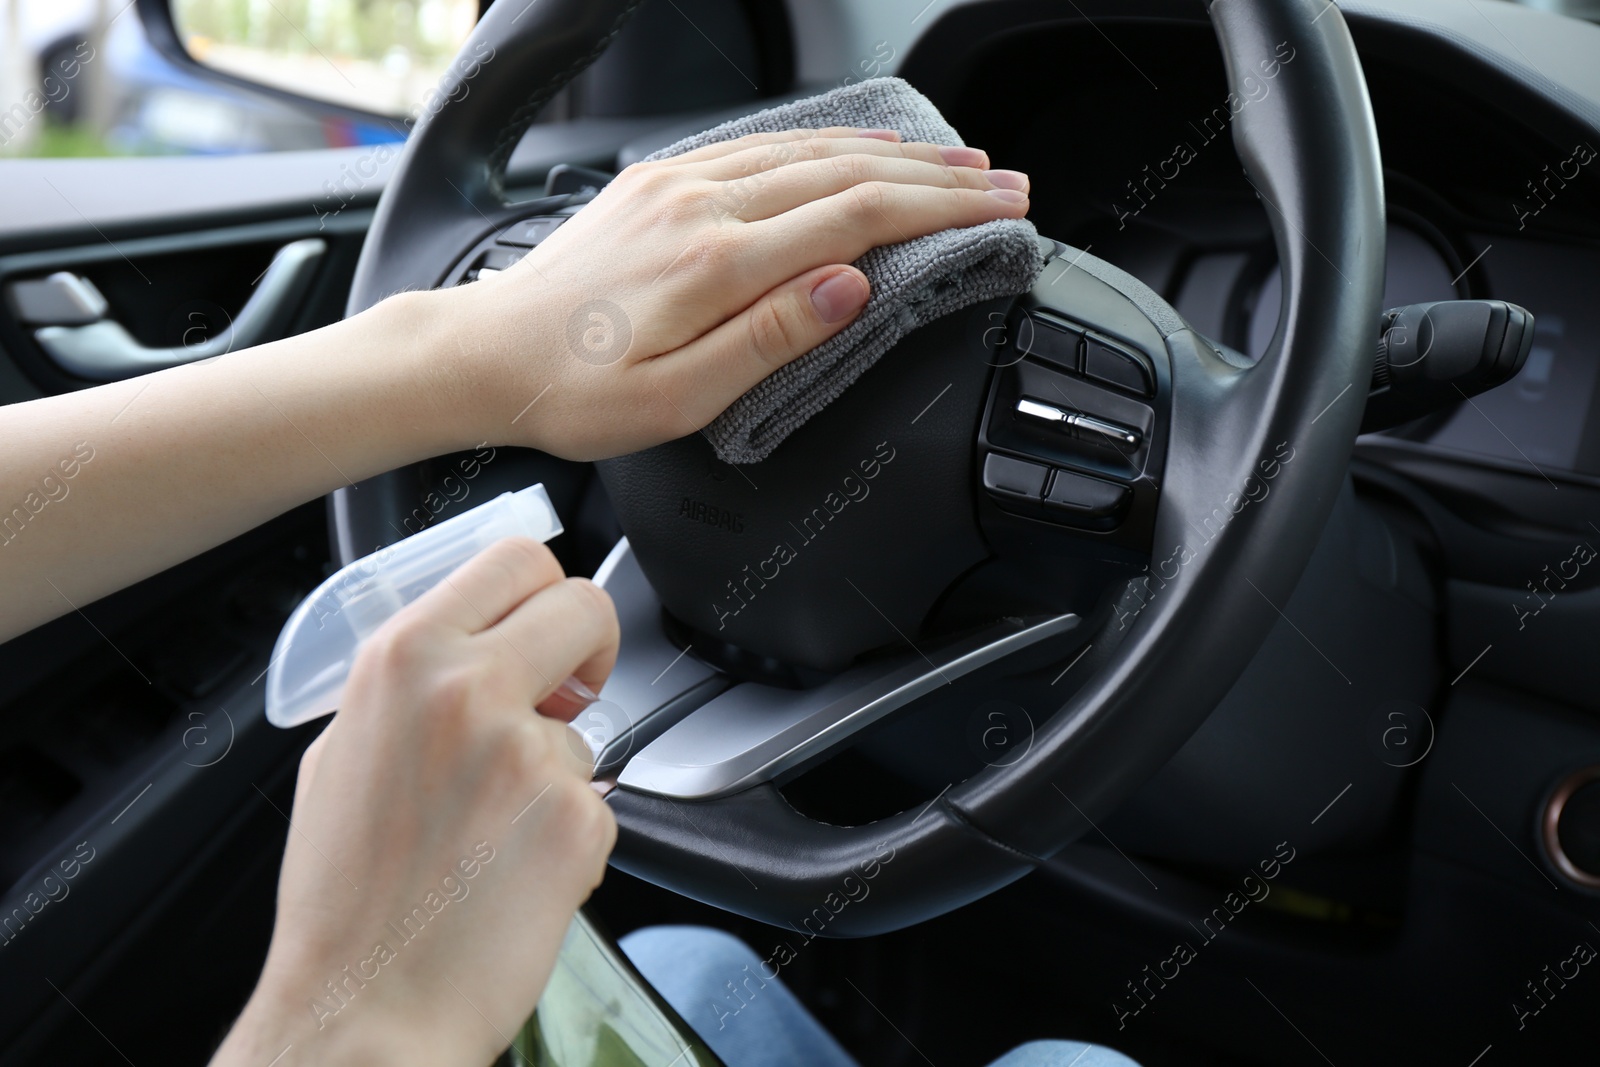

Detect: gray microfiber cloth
[642,77,1045,465]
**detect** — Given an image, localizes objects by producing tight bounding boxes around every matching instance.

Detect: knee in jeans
[621,924,764,979]
[989,1040,1142,1067]
[620,925,782,1032]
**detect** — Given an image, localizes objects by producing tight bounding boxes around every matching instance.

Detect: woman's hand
[0,126,1026,644]
[451,127,1031,460]
[211,538,618,1067]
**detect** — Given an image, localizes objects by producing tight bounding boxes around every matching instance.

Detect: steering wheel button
[500,216,564,247]
[1083,336,1154,396]
[982,453,1049,498]
[1020,312,1082,370]
[481,246,526,270]
[1044,468,1129,516]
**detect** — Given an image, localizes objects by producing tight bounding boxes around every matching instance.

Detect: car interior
[2,0,1599,1064]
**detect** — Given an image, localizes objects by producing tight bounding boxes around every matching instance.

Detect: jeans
[619,925,1141,1067]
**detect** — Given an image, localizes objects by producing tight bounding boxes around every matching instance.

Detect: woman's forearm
[0,130,1029,645]
[0,287,482,642]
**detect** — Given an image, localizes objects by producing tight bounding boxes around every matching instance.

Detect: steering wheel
[335,0,1384,935]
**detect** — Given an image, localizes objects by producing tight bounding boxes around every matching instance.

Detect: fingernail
[857,128,901,141]
[986,188,1029,204]
[811,272,869,324]
[939,145,988,168]
[555,674,600,706]
[985,169,1029,192]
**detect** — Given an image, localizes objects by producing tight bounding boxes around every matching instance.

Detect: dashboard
[894,0,1600,482]
[1421,234,1600,472]
[1219,223,1600,475]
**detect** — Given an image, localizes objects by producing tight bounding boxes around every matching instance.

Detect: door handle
[27,238,326,381]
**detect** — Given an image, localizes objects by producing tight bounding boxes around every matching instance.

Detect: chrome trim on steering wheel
[584,539,728,776]
[616,612,1079,801]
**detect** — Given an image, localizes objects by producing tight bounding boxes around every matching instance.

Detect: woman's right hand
[211,537,619,1067]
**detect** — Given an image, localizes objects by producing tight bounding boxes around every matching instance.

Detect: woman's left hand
[447,126,1030,460]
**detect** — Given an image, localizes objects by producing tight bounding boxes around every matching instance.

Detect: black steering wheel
[335,0,1384,936]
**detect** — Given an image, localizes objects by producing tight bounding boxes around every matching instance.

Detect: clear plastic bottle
[266,485,564,728]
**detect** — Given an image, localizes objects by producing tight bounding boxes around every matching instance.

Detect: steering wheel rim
[336,0,1384,935]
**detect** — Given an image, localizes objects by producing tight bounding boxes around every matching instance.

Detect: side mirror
[139,0,480,121]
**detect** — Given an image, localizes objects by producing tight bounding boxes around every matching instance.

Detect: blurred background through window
[0,0,475,158]
[1,0,1597,159]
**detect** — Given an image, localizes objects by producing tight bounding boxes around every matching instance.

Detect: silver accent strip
[617,614,1079,800]
[577,539,723,775]
[1017,397,1068,423]
[1014,398,1141,448]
